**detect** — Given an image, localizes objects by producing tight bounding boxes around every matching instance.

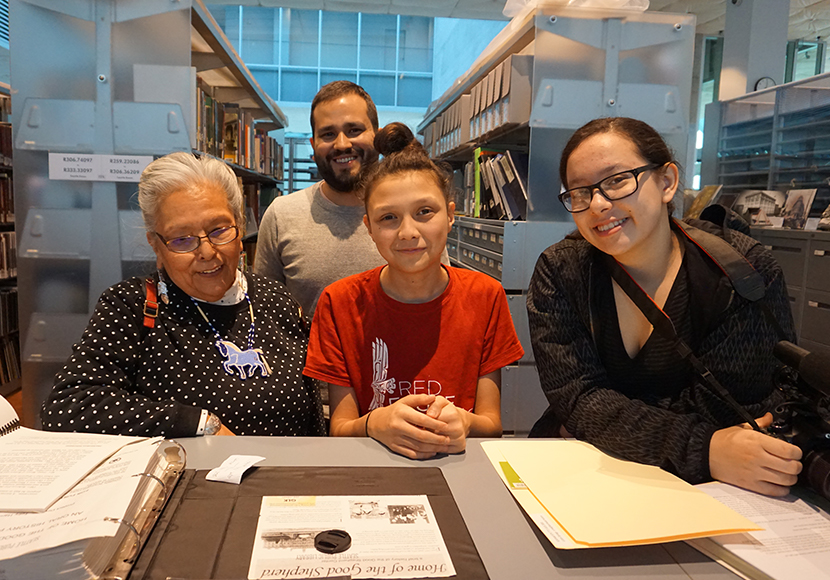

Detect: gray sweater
[253,182,385,317]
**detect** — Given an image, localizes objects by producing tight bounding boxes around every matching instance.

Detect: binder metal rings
[104,516,141,561]
[133,471,167,496]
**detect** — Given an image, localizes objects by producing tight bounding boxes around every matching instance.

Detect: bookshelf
[10,0,287,426]
[0,81,19,398]
[418,6,696,433]
[702,71,830,194]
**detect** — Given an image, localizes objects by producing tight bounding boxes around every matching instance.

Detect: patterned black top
[595,258,695,402]
[42,272,325,437]
[527,219,796,483]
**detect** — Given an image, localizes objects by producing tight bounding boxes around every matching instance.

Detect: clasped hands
[366,394,470,460]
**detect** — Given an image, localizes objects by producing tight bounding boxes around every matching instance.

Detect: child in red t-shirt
[304,123,524,459]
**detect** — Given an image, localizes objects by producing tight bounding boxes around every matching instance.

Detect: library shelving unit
[700,74,830,356]
[10,0,287,426]
[0,81,19,399]
[418,6,696,433]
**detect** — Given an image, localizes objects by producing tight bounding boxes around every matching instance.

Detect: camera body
[769,367,830,500]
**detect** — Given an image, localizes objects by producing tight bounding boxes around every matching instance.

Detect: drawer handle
[807,300,830,310]
[815,249,826,257]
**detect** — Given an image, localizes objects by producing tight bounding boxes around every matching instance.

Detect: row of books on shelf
[0,288,17,337]
[0,335,19,385]
[0,174,12,224]
[0,122,11,168]
[0,231,17,279]
[196,78,284,180]
[457,148,529,220]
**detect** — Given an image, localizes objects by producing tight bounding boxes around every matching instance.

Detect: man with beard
[254,81,384,316]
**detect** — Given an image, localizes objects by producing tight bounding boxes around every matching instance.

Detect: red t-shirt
[304,266,524,414]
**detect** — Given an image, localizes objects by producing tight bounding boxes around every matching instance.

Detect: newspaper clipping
[248,495,455,579]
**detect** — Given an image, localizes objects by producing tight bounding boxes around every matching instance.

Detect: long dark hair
[361,122,453,209]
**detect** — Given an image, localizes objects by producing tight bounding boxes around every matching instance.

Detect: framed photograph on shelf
[683,185,723,219]
[782,189,818,229]
[732,190,786,226]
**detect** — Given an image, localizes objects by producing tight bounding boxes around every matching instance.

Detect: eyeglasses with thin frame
[558,164,661,213]
[155,225,239,254]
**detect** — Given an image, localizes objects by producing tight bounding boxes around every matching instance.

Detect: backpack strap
[676,219,790,341]
[143,278,159,328]
[674,219,766,302]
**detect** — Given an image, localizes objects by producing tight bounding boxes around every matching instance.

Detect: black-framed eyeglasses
[155,225,239,254]
[558,164,661,213]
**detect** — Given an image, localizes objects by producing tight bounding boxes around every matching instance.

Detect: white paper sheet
[0,438,162,560]
[0,428,146,512]
[690,482,830,580]
[247,495,455,579]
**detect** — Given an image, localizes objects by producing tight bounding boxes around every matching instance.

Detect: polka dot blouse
[41,272,325,437]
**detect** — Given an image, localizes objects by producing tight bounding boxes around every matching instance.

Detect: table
[178,437,741,580]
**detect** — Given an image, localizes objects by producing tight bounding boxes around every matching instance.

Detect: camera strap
[602,246,764,432]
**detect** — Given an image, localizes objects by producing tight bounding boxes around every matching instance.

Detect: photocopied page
[482,440,761,547]
[688,482,830,580]
[0,426,146,512]
[248,495,455,580]
[0,437,163,561]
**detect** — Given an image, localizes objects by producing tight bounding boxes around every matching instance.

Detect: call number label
[49,153,153,182]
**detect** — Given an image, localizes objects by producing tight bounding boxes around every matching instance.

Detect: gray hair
[138,152,244,234]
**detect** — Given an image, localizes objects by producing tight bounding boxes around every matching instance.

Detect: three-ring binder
[101,440,186,577]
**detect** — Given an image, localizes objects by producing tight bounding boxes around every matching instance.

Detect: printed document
[688,482,830,580]
[248,495,455,579]
[0,437,162,560]
[0,395,144,512]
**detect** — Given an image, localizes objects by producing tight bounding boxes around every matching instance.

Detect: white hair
[138,152,244,233]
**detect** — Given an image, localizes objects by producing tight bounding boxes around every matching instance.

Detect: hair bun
[374,122,415,157]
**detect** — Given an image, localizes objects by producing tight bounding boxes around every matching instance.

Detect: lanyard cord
[191,293,256,350]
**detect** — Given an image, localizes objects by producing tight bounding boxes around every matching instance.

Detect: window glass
[321,71,357,87]
[793,42,822,82]
[360,73,396,106]
[242,7,277,64]
[208,5,240,50]
[360,14,397,71]
[251,68,279,101]
[281,69,319,102]
[398,16,432,73]
[282,9,318,67]
[321,11,358,69]
[397,75,431,107]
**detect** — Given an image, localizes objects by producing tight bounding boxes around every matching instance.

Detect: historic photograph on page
[248,495,455,579]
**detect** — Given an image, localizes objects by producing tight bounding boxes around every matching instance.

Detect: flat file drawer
[459,223,504,254]
[459,241,502,280]
[800,288,830,346]
[760,237,808,288]
[787,287,803,335]
[806,239,830,291]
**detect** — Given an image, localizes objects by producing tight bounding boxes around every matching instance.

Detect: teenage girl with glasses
[528,117,802,497]
[304,123,524,459]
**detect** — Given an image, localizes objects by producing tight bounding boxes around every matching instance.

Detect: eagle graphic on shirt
[370,338,396,410]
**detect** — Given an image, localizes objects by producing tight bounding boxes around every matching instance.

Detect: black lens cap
[314,529,351,554]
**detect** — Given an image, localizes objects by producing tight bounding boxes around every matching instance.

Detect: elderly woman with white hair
[41,152,324,437]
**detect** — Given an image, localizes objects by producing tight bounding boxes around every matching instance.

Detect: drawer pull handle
[815,249,826,256]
